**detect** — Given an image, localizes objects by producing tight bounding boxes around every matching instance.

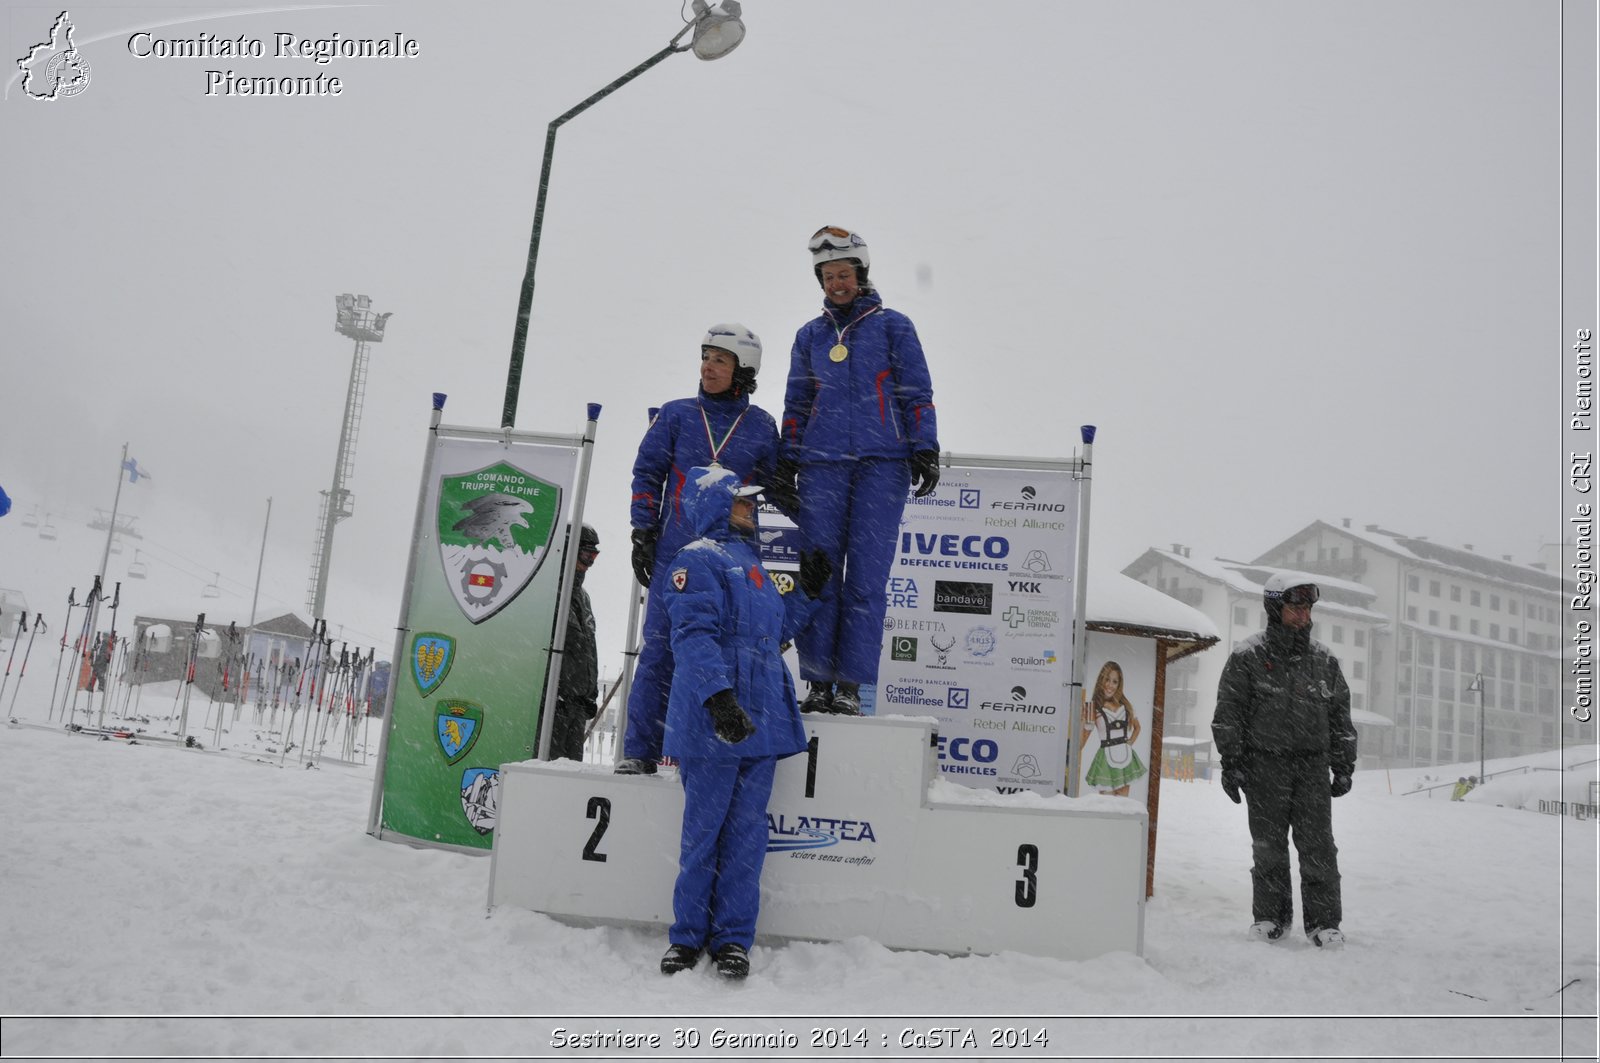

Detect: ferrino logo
[767,812,877,853]
[989,485,1066,512]
[979,685,1058,714]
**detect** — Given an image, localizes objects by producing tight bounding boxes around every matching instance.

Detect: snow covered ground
[1,676,1596,1062]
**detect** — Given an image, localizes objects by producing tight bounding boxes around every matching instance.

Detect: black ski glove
[1330,772,1353,798]
[764,459,801,517]
[910,450,940,498]
[630,528,658,587]
[798,549,833,599]
[706,689,756,745]
[1221,766,1246,804]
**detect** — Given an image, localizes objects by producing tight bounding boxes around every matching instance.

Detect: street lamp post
[1467,672,1485,782]
[500,0,746,428]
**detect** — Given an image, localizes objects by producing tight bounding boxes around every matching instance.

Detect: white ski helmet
[701,323,762,373]
[810,225,870,276]
[1262,572,1320,619]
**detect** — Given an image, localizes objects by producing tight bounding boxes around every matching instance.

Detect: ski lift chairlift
[202,572,221,599]
[128,550,148,580]
[38,514,57,541]
[20,506,38,529]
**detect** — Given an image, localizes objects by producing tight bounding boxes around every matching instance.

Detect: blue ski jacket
[662,467,815,763]
[782,290,938,463]
[630,389,781,565]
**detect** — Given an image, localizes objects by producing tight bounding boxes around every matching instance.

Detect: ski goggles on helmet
[809,226,866,254]
[1279,584,1320,606]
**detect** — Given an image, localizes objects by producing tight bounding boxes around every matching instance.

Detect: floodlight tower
[306,293,392,621]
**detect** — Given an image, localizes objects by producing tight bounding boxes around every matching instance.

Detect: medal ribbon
[830,304,883,354]
[700,406,748,464]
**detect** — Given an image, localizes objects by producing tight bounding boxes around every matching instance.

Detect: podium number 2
[582,796,611,862]
[1015,843,1038,908]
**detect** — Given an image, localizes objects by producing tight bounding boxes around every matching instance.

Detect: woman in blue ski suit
[616,324,786,775]
[777,226,939,715]
[657,465,830,979]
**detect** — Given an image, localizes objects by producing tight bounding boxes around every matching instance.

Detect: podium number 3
[582,796,611,862]
[1015,843,1038,908]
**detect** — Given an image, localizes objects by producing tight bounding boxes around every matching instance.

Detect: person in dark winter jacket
[617,324,786,775]
[774,226,939,716]
[548,524,600,762]
[656,465,832,980]
[1211,574,1357,950]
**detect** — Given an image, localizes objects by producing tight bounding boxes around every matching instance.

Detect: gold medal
[829,343,849,362]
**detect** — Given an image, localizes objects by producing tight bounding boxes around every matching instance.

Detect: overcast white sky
[0,0,1575,661]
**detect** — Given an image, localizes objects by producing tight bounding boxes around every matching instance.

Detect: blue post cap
[432,392,447,411]
[587,402,602,421]
[1081,425,1097,444]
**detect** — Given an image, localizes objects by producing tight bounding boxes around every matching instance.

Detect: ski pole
[0,612,27,708]
[47,588,77,722]
[66,577,103,729]
[6,613,45,717]
[96,582,121,727]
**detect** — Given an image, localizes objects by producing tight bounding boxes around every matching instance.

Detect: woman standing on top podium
[771,226,940,716]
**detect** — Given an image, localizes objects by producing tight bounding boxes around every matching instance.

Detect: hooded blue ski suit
[623,388,781,763]
[663,466,816,954]
[782,289,937,685]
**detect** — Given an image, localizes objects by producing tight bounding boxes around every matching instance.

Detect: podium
[487,715,1145,960]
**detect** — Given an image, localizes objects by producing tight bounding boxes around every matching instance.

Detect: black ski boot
[831,682,862,716]
[614,758,657,775]
[712,943,750,979]
[799,682,833,714]
[660,944,701,974]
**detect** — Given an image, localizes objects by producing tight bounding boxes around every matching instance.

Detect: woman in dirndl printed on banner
[1081,660,1147,797]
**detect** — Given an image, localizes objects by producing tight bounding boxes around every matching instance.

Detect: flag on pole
[122,458,151,484]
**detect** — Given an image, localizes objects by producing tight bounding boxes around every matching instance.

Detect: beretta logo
[933,580,992,615]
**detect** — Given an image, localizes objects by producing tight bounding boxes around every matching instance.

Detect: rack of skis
[2,580,381,768]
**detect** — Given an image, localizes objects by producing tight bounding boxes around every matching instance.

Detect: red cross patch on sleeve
[671,568,688,591]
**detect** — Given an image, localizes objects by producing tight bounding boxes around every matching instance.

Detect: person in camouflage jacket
[549,524,600,762]
[1212,574,1357,949]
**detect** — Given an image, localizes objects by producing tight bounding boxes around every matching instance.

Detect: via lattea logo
[17,12,92,100]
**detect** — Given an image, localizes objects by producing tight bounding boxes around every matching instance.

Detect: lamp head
[690,0,744,60]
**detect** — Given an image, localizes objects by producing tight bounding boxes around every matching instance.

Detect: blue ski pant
[670,755,777,952]
[795,458,911,685]
[621,574,674,763]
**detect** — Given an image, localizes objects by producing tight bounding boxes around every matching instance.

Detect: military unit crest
[411,633,455,696]
[436,461,563,624]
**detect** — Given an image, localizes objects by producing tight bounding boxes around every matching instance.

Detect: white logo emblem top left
[18,11,92,100]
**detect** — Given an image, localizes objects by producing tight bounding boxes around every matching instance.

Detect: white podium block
[488,716,1146,961]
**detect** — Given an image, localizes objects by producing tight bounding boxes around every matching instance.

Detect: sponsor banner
[1078,633,1156,804]
[878,464,1080,794]
[379,432,580,849]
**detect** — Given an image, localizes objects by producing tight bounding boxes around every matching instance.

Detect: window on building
[1417,701,1433,727]
[1331,547,1341,559]
[1419,637,1435,664]
[1233,605,1247,626]
[1470,590,1481,607]
[1490,623,1500,640]
[1439,735,1454,760]
[1490,594,1501,611]
[1428,610,1440,626]
[1439,705,1454,729]
[1461,714,1475,735]
[1419,671,1434,696]
[1351,692,1364,710]
[1407,606,1418,621]
[1353,661,1365,679]
[1408,575,1420,592]
[1450,585,1461,602]
[1449,615,1459,631]
[1332,624,1344,643]
[1440,643,1456,670]
[1354,629,1366,647]
[1397,733,1410,757]
[1296,550,1305,563]
[1470,619,1480,635]
[1461,646,1476,671]
[1509,600,1518,616]
[1429,580,1441,597]
[1507,630,1518,645]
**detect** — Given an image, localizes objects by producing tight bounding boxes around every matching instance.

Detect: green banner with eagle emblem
[377,432,581,850]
